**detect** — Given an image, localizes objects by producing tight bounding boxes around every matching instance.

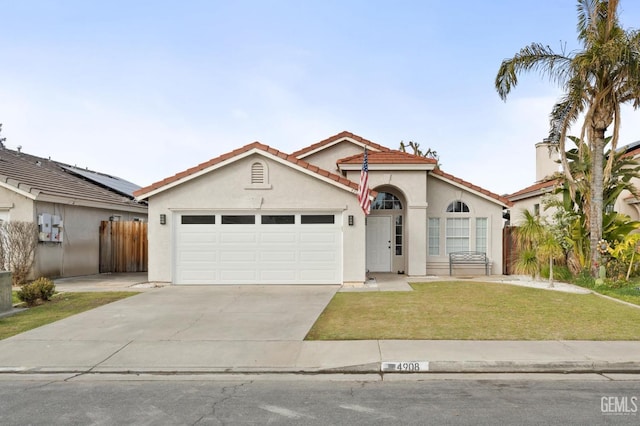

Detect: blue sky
[2,0,640,195]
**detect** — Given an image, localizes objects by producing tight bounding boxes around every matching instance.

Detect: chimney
[535,140,560,181]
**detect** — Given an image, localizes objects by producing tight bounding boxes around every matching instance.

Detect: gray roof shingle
[0,147,146,211]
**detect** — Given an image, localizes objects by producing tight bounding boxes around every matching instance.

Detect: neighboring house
[0,146,148,279]
[134,131,512,286]
[508,139,640,224]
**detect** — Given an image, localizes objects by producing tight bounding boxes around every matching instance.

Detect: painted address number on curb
[381,361,429,372]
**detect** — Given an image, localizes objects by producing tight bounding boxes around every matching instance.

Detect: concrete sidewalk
[1,273,639,376]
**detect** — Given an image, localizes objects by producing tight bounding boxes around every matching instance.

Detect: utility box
[38,214,63,242]
[0,271,11,314]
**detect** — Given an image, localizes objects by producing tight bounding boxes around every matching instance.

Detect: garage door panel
[220,231,257,244]
[260,250,297,262]
[220,270,258,281]
[180,232,217,241]
[299,269,338,281]
[299,251,337,262]
[175,212,342,285]
[259,270,297,281]
[181,270,218,281]
[261,232,297,243]
[220,251,257,262]
[180,251,217,262]
[299,232,338,243]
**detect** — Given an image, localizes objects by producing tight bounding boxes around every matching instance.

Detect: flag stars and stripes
[358,147,371,215]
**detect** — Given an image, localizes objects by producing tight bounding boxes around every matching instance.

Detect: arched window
[446,200,469,213]
[371,192,403,210]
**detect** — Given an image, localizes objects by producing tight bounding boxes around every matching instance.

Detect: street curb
[2,362,640,376]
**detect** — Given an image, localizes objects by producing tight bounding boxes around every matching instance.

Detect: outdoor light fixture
[348,215,354,226]
[160,214,166,225]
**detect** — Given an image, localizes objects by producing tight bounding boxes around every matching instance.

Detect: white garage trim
[173,212,343,285]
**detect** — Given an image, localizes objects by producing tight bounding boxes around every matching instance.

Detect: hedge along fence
[0,221,38,286]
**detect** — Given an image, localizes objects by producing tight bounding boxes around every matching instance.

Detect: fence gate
[502,225,518,275]
[99,221,148,273]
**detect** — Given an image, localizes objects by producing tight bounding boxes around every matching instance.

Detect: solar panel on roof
[61,166,140,198]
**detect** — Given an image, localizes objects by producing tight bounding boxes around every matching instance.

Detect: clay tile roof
[507,179,560,200]
[337,150,437,165]
[431,168,513,207]
[134,141,362,198]
[291,131,391,158]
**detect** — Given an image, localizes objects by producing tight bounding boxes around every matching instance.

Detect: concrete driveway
[0,279,341,373]
[14,281,340,341]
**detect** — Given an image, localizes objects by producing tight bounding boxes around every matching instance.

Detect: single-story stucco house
[0,145,148,279]
[134,131,512,285]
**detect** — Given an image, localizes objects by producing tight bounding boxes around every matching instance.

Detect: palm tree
[495,0,640,276]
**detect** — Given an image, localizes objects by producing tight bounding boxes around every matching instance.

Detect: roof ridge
[134,141,362,198]
[291,131,391,158]
[337,149,437,165]
[0,147,144,207]
[506,178,560,200]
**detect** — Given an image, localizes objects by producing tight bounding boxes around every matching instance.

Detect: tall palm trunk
[590,130,606,276]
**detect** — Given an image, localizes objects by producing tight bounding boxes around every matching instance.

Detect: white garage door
[174,212,342,284]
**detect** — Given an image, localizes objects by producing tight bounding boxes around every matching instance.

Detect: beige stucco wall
[0,187,35,221]
[0,186,147,279]
[535,141,561,181]
[146,153,367,284]
[509,193,559,226]
[33,203,147,278]
[426,177,506,275]
[345,169,429,276]
[299,140,365,174]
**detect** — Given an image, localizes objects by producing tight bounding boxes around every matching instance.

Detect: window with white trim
[446,200,469,213]
[372,192,403,210]
[476,217,487,253]
[395,215,403,255]
[428,217,440,256]
[446,218,470,254]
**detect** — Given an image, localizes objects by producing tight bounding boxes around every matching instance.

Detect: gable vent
[251,162,265,184]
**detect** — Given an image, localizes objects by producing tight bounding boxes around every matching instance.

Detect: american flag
[358,147,371,215]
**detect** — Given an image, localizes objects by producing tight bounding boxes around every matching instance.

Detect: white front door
[366,216,391,272]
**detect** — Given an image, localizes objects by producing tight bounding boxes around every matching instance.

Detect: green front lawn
[1,291,138,340]
[575,281,640,306]
[305,281,640,341]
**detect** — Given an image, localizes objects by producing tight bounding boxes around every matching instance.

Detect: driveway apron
[5,285,339,342]
[0,285,339,372]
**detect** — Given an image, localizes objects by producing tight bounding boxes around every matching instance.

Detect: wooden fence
[99,221,148,273]
[502,225,518,275]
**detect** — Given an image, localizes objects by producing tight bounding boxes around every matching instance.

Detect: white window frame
[445,217,470,254]
[475,217,488,253]
[428,217,440,256]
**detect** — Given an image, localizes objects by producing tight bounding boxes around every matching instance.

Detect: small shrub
[540,265,573,282]
[31,277,55,301]
[17,283,40,306]
[17,277,56,306]
[573,269,595,288]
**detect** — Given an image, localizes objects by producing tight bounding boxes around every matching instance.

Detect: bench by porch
[449,251,490,275]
